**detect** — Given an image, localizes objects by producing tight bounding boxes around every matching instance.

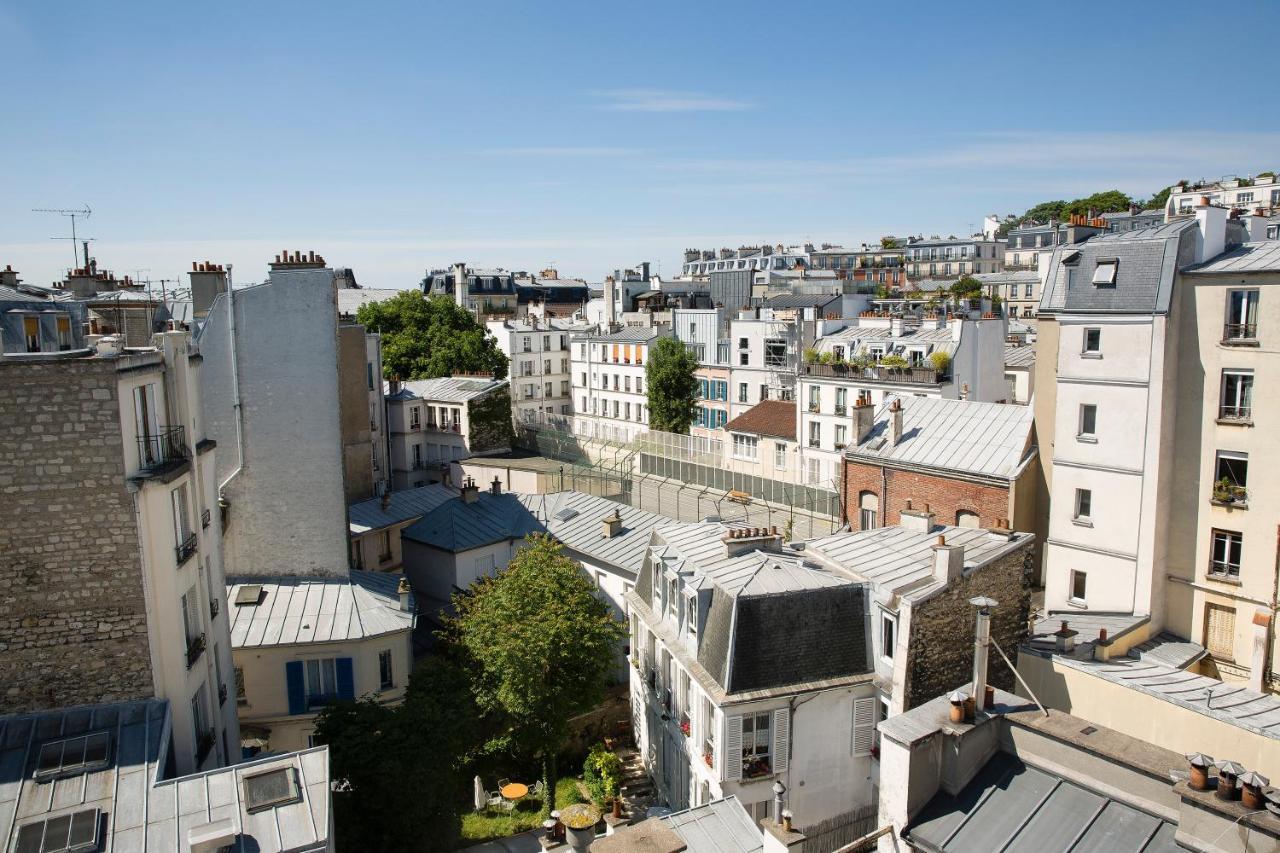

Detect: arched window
[859,491,879,530]
[956,510,980,528]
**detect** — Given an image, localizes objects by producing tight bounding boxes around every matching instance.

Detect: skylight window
[13,808,100,853]
[243,767,302,813]
[1092,259,1118,286]
[552,508,579,522]
[234,585,264,606]
[34,732,111,782]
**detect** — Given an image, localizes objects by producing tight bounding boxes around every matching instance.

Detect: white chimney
[1241,211,1269,243]
[1249,608,1272,692]
[899,500,935,533]
[453,262,468,309]
[970,596,998,713]
[188,819,237,853]
[888,398,904,446]
[931,535,964,584]
[397,577,412,612]
[1194,198,1228,263]
[604,277,618,327]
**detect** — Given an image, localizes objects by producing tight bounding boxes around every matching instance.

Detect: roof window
[234,585,264,606]
[34,732,111,782]
[1092,259,1118,286]
[13,808,100,853]
[243,766,302,813]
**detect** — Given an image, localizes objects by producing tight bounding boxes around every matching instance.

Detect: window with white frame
[808,420,821,448]
[1078,403,1097,438]
[1070,570,1087,604]
[741,713,772,778]
[1074,488,1092,521]
[731,433,758,460]
[1220,370,1253,420]
[1082,328,1101,355]
[774,442,787,470]
[1092,259,1118,286]
[305,658,339,707]
[879,609,896,662]
[1209,529,1242,577]
[858,491,878,530]
[686,593,698,638]
[1224,290,1259,340]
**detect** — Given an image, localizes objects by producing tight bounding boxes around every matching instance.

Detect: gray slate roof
[401,492,544,551]
[660,796,763,852]
[907,751,1179,852]
[226,571,414,648]
[1185,240,1280,274]
[763,292,840,309]
[1039,219,1196,315]
[386,376,506,403]
[847,396,1035,481]
[804,524,1033,600]
[520,491,671,576]
[348,483,457,533]
[1004,345,1035,368]
[0,701,330,853]
[583,326,664,343]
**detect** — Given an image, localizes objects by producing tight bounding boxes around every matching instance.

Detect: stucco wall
[199,269,350,577]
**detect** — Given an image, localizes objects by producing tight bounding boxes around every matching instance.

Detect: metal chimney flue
[970,596,998,712]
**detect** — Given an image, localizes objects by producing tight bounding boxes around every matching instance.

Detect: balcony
[808,438,821,449]
[802,362,942,385]
[135,426,190,479]
[702,741,715,769]
[807,402,820,413]
[834,405,847,416]
[1222,323,1258,344]
[409,421,422,431]
[196,729,216,764]
[185,633,206,669]
[176,532,198,566]
[201,508,211,529]
[209,597,220,620]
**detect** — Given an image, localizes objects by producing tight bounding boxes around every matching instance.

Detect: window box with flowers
[679,714,690,737]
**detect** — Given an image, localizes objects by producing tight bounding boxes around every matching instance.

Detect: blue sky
[2,1,1278,288]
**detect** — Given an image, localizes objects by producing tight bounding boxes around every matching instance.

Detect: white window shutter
[852,697,876,755]
[724,714,743,781]
[772,708,790,774]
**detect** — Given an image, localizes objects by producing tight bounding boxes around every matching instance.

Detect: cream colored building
[227,572,415,754]
[385,375,511,489]
[348,482,456,572]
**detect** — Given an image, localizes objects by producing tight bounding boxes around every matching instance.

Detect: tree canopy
[949,276,984,298]
[997,188,1155,236]
[446,534,625,815]
[355,291,508,380]
[646,336,700,434]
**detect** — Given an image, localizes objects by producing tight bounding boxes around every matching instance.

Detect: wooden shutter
[1204,604,1235,660]
[772,708,790,774]
[852,697,876,755]
[286,661,306,715]
[724,714,742,781]
[336,657,355,700]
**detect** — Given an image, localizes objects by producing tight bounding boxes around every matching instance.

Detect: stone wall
[844,460,1010,530]
[903,543,1033,710]
[0,357,153,711]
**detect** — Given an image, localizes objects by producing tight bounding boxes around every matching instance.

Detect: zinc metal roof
[0,701,330,853]
[348,483,457,533]
[907,751,1179,853]
[660,796,764,852]
[654,522,851,597]
[975,270,1040,285]
[1004,345,1035,368]
[335,287,410,315]
[226,571,414,649]
[519,491,672,575]
[583,326,664,343]
[804,524,1033,599]
[401,492,544,551]
[1184,240,1280,274]
[848,396,1035,480]
[387,376,506,403]
[762,292,841,309]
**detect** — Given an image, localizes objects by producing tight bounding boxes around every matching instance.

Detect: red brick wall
[843,458,1010,530]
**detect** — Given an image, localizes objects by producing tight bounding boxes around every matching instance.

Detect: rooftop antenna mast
[32,205,93,269]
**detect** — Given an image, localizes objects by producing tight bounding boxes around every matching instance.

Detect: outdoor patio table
[500,782,529,800]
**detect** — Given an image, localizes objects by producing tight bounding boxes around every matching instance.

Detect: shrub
[582,743,622,805]
[802,348,820,364]
[878,354,910,370]
[929,351,952,375]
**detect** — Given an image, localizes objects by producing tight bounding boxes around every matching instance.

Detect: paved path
[458,828,544,853]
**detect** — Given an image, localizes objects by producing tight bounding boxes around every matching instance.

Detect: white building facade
[571,327,663,444]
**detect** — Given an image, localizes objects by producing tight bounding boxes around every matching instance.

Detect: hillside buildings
[423,263,518,319]
[1167,174,1280,215]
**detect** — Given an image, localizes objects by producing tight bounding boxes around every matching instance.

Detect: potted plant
[679,717,691,737]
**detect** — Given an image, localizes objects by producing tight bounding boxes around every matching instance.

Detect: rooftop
[762,292,841,309]
[722,399,797,441]
[402,491,544,552]
[1184,240,1280,274]
[1004,345,1035,368]
[804,523,1033,600]
[520,491,672,576]
[0,701,330,853]
[335,287,410,316]
[348,483,458,534]
[386,375,506,403]
[582,326,664,343]
[661,796,764,852]
[847,396,1036,481]
[974,270,1040,285]
[226,571,414,649]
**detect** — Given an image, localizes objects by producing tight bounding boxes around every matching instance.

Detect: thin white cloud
[591,88,753,112]
[476,146,641,157]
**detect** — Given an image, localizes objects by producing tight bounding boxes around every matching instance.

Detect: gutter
[219,265,245,492]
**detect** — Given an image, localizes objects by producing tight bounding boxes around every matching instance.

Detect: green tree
[356,291,508,380]
[879,236,900,249]
[646,336,700,434]
[928,351,952,376]
[1062,189,1132,219]
[950,276,983,298]
[448,535,625,817]
[1147,187,1171,210]
[314,652,482,852]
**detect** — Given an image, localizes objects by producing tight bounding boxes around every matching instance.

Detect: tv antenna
[32,205,93,269]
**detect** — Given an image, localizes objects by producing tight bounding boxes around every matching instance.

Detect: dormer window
[667,577,679,622]
[1092,259,1118,286]
[686,593,699,638]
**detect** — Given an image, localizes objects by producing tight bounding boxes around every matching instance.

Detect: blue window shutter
[336,657,355,700]
[286,661,305,715]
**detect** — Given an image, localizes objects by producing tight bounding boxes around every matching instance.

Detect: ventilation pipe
[970,596,998,712]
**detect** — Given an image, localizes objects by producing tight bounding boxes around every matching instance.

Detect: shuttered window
[852,697,876,755]
[1204,604,1235,661]
[724,715,742,781]
[771,708,790,774]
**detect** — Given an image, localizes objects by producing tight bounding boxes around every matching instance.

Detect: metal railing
[1208,560,1240,578]
[176,532,198,566]
[1223,323,1257,340]
[1218,405,1252,421]
[137,425,189,474]
[185,633,205,669]
[801,363,943,385]
[201,508,211,529]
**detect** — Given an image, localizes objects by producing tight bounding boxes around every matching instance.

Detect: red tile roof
[723,399,796,441]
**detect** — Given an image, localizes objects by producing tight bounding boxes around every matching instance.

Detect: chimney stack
[1194,197,1228,263]
[970,596,998,712]
[1239,770,1269,810]
[721,525,784,557]
[899,501,935,533]
[397,577,412,612]
[381,490,391,512]
[460,476,479,504]
[601,509,622,539]
[388,375,401,396]
[1186,753,1215,791]
[1216,761,1245,801]
[490,476,502,496]
[1053,620,1078,654]
[931,535,964,584]
[852,392,874,444]
[453,263,468,309]
[888,398,904,445]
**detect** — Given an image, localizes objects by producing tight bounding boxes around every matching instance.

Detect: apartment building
[572,326,663,444]
[726,314,797,419]
[338,324,387,502]
[721,400,802,485]
[1003,344,1035,404]
[513,270,591,318]
[1102,207,1165,233]
[227,572,415,753]
[348,482,456,572]
[904,235,1004,280]
[0,701,333,853]
[841,396,1038,538]
[976,270,1041,321]
[680,244,809,278]
[1167,174,1280,215]
[808,243,908,288]
[486,316,581,424]
[385,375,512,489]
[422,263,518,319]
[1002,215,1107,272]
[1035,200,1279,693]
[0,326,238,775]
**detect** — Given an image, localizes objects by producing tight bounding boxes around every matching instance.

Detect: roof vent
[234,585,264,607]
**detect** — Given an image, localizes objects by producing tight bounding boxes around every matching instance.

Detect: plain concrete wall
[199,269,349,578]
[338,324,376,503]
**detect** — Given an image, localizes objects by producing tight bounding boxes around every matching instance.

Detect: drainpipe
[219,264,245,491]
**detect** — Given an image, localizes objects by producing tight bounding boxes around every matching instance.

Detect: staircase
[616,747,654,819]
